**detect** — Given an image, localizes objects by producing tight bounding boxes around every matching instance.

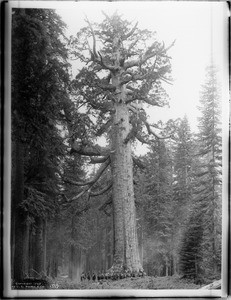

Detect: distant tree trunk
[138,213,144,266]
[69,247,83,282]
[43,219,47,275]
[49,249,58,279]
[165,256,169,276]
[23,218,30,276]
[76,248,83,283]
[172,254,177,275]
[11,215,15,276]
[69,216,75,280]
[12,138,28,281]
[195,255,198,278]
[34,217,44,277]
[105,220,113,271]
[11,143,16,276]
[29,224,34,276]
[69,244,74,280]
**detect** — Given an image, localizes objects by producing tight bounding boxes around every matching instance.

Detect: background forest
[10,7,222,290]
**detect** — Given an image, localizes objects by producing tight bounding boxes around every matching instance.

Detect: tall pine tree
[196,65,222,278]
[179,65,222,282]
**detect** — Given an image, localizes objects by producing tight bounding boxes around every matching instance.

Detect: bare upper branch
[135,132,150,145]
[124,49,157,70]
[141,96,163,106]
[144,121,171,139]
[84,16,99,60]
[127,38,139,54]
[85,16,119,73]
[124,40,175,71]
[123,21,138,40]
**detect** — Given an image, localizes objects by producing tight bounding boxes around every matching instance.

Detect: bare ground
[54,274,201,289]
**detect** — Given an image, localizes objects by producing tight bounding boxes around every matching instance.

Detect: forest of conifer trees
[9,7,223,291]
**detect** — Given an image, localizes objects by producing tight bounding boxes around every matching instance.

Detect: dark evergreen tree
[179,65,222,282]
[173,115,193,211]
[11,8,71,281]
[172,116,194,274]
[179,198,204,280]
[195,65,222,278]
[137,135,174,276]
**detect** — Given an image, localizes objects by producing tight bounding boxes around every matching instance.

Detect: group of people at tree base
[81,270,146,281]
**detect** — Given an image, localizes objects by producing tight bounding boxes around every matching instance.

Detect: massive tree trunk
[110,84,142,274]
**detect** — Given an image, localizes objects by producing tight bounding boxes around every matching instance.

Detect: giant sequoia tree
[67,12,174,274]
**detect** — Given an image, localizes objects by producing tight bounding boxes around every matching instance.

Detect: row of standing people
[81,270,146,281]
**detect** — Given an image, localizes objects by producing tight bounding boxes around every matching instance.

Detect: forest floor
[54,274,202,289]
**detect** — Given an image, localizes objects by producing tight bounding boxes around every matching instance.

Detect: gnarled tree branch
[132,156,146,169]
[66,159,111,202]
[97,51,119,73]
[124,50,157,70]
[126,91,164,107]
[135,132,150,145]
[96,118,113,136]
[123,21,138,40]
[127,38,139,55]
[97,81,116,91]
[71,142,111,157]
[85,16,119,73]
[124,127,136,144]
[124,40,175,71]
[84,16,99,60]
[90,181,113,197]
[98,195,112,212]
[141,96,163,106]
[144,121,171,139]
[89,156,109,164]
[127,104,170,140]
[64,158,110,187]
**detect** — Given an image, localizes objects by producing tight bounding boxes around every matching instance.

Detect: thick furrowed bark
[110,97,142,274]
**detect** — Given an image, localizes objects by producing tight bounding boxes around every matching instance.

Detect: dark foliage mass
[10,8,222,289]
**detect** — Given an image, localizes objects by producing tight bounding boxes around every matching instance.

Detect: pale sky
[10,1,229,134]
[53,1,228,133]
